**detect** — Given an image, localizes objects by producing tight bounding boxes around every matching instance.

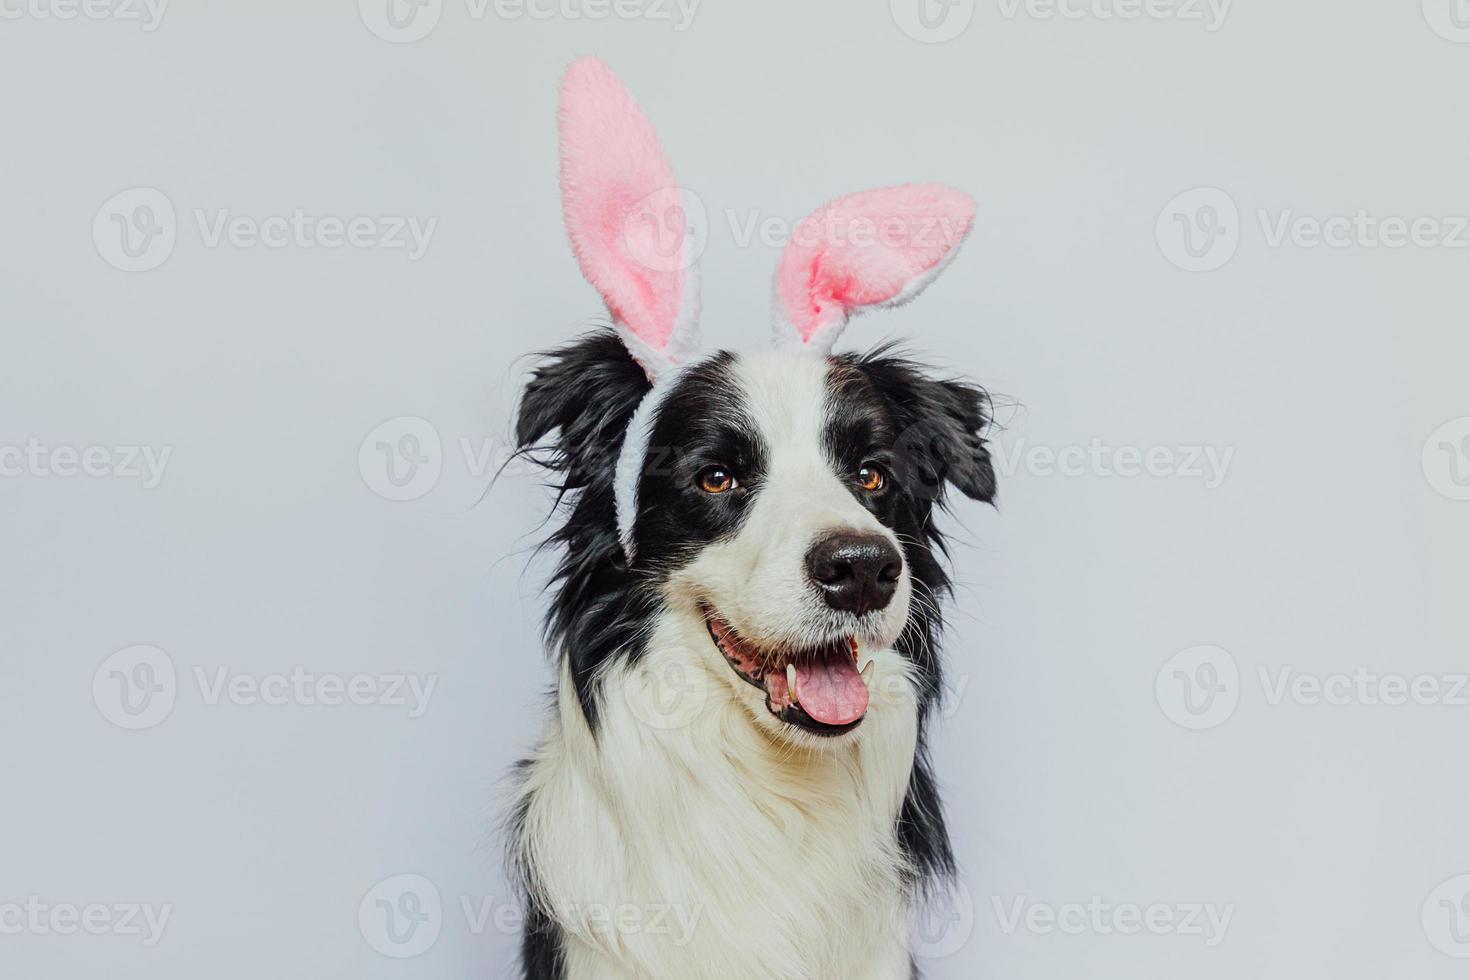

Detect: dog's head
[515,59,993,744]
[519,339,994,742]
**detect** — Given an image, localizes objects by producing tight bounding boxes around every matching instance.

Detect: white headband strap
[613,366,690,561]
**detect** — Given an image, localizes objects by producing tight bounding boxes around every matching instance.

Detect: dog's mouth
[702,605,871,736]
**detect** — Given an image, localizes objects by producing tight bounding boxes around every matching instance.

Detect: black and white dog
[507,59,995,980]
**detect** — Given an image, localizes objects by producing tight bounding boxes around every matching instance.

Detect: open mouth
[702,605,872,736]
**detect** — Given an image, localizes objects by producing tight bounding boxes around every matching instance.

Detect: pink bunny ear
[559,57,701,379]
[772,184,975,354]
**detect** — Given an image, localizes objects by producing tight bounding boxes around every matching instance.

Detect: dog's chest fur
[511,617,922,980]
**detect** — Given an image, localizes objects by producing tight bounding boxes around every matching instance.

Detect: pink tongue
[793,656,869,726]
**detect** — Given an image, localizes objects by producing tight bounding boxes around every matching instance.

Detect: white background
[2,1,1469,977]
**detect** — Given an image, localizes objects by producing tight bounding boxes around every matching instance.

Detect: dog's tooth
[786,664,800,706]
[859,659,875,686]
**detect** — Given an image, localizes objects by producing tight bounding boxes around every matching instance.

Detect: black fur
[842,348,997,509]
[504,758,566,976]
[519,900,567,978]
[513,337,768,728]
[828,349,996,891]
[511,331,996,979]
[513,331,652,730]
[627,351,768,571]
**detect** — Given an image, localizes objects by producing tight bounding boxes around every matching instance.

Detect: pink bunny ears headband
[556,57,976,558]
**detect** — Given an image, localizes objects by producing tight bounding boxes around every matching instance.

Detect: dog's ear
[853,352,996,505]
[516,331,652,487]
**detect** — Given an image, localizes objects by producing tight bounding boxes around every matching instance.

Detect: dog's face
[518,333,996,745]
[641,351,915,738]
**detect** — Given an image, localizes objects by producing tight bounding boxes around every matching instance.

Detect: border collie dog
[508,59,995,980]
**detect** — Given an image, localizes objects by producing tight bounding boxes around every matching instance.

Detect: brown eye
[697,466,736,494]
[857,463,885,492]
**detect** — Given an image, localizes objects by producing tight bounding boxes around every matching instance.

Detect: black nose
[806,532,902,615]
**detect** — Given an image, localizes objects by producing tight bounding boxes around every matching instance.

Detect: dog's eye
[856,463,886,492]
[697,466,737,494]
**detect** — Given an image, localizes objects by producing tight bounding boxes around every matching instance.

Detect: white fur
[513,629,920,980]
[513,354,923,980]
[676,352,913,660]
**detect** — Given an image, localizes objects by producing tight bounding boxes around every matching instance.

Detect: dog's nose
[806,532,902,615]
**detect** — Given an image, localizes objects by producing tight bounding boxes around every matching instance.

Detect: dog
[506,59,996,980]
